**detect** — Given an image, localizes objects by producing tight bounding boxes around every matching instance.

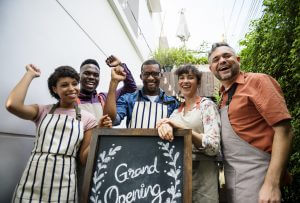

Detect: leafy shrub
[152,47,208,70]
[240,0,300,201]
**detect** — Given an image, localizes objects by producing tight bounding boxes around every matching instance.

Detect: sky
[160,0,264,52]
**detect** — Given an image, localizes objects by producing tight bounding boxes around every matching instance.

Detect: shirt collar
[78,90,97,100]
[220,71,245,93]
[139,88,165,101]
[178,96,201,113]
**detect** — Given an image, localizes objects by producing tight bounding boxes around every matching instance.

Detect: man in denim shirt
[104,59,178,128]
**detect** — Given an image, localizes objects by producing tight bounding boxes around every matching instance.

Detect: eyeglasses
[142,71,161,78]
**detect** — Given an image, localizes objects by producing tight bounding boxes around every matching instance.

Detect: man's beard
[217,64,239,81]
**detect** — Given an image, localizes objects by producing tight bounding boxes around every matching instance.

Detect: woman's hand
[156,118,169,128]
[5,64,40,120]
[25,64,41,78]
[98,114,112,128]
[157,118,185,129]
[157,123,174,141]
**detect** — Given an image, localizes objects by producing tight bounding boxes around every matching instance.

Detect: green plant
[240,0,300,201]
[213,88,222,105]
[152,47,208,70]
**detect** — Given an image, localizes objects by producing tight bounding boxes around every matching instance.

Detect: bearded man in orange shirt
[208,42,293,203]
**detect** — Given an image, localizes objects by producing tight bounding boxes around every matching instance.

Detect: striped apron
[220,84,270,203]
[12,104,83,203]
[78,102,103,123]
[128,100,168,128]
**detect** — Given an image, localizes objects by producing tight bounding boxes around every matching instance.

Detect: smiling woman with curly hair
[6,64,112,202]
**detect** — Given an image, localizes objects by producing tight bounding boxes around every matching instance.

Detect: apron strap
[49,103,59,114]
[226,83,238,106]
[74,104,81,121]
[48,102,81,121]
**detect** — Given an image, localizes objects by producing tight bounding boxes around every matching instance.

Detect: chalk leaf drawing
[158,141,182,203]
[90,144,122,203]
[90,141,182,203]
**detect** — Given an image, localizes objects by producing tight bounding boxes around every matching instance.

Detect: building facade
[0,0,164,201]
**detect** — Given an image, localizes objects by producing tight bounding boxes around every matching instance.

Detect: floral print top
[170,96,221,157]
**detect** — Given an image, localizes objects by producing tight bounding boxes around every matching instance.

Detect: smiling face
[178,71,199,98]
[52,77,79,108]
[80,64,100,94]
[209,46,240,84]
[140,64,161,96]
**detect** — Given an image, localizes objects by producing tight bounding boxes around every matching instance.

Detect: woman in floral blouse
[157,64,221,203]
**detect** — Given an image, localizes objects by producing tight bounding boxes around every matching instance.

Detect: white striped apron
[12,104,83,203]
[128,101,168,128]
[78,102,103,123]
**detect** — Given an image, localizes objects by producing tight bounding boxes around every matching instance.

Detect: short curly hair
[174,64,202,84]
[48,66,80,100]
[141,59,161,72]
[80,59,100,70]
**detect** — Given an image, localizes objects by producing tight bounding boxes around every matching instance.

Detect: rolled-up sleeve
[114,94,130,126]
[251,74,291,126]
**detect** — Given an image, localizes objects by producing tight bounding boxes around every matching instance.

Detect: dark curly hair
[174,64,202,84]
[80,59,100,70]
[48,66,80,100]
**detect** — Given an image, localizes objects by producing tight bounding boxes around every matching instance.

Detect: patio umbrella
[176,8,190,44]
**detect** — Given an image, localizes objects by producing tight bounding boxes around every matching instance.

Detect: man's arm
[259,120,293,203]
[103,66,126,121]
[103,79,119,121]
[105,55,137,99]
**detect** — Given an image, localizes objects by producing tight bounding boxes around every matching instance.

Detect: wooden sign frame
[81,128,192,203]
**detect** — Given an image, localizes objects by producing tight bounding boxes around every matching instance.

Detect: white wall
[0,0,161,201]
[0,0,151,136]
[110,0,157,59]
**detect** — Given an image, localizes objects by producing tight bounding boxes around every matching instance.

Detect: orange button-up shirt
[220,72,291,153]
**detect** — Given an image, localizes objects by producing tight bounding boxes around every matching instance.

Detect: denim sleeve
[113,114,122,126]
[113,94,130,126]
[168,100,179,117]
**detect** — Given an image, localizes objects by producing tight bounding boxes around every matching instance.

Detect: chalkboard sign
[82,128,192,203]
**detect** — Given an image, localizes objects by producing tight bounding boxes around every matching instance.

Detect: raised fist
[25,64,41,78]
[105,55,121,67]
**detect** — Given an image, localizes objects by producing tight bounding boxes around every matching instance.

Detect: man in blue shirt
[104,59,178,128]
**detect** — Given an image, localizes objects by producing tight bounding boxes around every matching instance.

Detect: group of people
[6,42,292,203]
